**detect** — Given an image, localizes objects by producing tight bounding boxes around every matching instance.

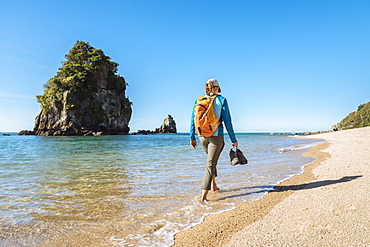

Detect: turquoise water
[0,133,322,246]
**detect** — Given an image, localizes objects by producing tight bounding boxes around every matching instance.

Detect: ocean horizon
[0,132,323,246]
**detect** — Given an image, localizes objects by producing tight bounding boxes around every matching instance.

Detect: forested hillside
[333,101,370,130]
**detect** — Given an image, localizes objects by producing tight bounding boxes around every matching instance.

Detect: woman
[190,78,238,202]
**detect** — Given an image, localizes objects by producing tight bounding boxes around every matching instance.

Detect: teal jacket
[190,94,237,143]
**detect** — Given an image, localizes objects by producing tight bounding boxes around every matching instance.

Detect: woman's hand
[232,141,238,147]
[190,140,197,149]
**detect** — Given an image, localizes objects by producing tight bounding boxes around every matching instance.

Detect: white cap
[207,78,221,92]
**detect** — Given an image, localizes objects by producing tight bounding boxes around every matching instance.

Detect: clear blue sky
[1,0,370,133]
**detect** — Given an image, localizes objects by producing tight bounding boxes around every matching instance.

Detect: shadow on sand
[271,175,362,192]
[218,175,363,200]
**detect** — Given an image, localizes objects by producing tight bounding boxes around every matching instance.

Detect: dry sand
[174,127,370,247]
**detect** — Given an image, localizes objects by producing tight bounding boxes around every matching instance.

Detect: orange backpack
[194,94,221,137]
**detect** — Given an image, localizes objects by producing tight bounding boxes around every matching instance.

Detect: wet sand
[173,127,370,246]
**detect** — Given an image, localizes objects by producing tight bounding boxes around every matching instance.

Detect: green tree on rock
[37,41,120,113]
[33,41,132,136]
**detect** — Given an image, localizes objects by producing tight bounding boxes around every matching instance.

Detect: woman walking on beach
[190,78,238,202]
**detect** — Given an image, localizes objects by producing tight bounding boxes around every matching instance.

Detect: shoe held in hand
[229,147,248,165]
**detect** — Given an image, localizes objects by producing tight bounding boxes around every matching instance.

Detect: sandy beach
[174,127,370,246]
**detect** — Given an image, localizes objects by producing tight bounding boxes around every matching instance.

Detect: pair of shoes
[229,147,248,165]
[229,148,239,165]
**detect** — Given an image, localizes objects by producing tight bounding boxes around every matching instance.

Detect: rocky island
[155,114,177,133]
[134,114,177,134]
[19,41,132,136]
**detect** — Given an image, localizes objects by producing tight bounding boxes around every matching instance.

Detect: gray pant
[199,136,225,190]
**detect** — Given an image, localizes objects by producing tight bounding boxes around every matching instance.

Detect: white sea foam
[278,140,325,153]
[110,196,236,247]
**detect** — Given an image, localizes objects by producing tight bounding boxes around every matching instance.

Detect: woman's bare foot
[201,189,208,202]
[211,177,219,192]
[199,198,208,204]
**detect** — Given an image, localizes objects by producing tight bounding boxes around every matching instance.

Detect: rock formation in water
[25,41,132,136]
[155,114,177,133]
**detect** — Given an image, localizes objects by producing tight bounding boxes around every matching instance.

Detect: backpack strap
[211,94,222,122]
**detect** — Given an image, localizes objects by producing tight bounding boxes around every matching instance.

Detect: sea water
[0,133,323,246]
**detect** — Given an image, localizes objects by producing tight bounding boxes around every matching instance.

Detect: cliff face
[33,78,131,136]
[155,115,177,133]
[32,41,132,136]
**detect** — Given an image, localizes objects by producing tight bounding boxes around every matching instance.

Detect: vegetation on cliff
[333,101,370,130]
[37,41,121,114]
[32,41,132,136]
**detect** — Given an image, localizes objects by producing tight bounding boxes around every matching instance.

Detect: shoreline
[174,127,370,246]
[173,138,329,246]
